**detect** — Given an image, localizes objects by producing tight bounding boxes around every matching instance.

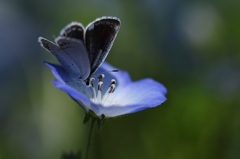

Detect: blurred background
[0,0,240,159]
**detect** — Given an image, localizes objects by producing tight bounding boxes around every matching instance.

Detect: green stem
[85,118,96,159]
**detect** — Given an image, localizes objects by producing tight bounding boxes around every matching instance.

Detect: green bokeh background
[0,0,240,159]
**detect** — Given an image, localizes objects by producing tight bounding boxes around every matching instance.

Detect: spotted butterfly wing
[60,22,85,42]
[41,17,120,81]
[85,17,121,76]
[60,17,121,78]
[55,37,90,80]
[38,36,90,80]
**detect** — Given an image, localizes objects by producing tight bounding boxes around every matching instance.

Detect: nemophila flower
[39,17,167,159]
[38,17,167,122]
[45,61,167,119]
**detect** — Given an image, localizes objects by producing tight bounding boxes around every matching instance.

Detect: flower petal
[93,104,147,117]
[46,61,167,118]
[45,62,86,91]
[92,78,167,117]
[44,62,70,83]
[53,80,94,111]
[95,62,132,89]
[113,78,167,107]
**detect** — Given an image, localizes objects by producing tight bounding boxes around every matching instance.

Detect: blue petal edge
[112,78,167,107]
[52,80,93,111]
[44,62,69,83]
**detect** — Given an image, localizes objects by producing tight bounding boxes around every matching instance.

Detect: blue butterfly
[38,17,120,82]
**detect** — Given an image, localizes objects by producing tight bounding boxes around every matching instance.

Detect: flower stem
[85,118,96,159]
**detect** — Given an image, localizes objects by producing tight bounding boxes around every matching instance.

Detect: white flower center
[85,74,116,105]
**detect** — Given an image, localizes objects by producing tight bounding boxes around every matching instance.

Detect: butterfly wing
[58,22,91,80]
[38,37,90,80]
[60,22,85,41]
[55,37,91,80]
[85,17,121,76]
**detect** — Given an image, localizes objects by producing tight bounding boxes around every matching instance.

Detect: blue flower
[45,61,167,118]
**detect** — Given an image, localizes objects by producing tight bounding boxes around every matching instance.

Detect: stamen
[92,70,118,81]
[81,77,97,102]
[102,79,116,104]
[90,78,95,88]
[82,74,117,105]
[108,79,116,93]
[97,74,104,91]
[89,78,96,102]
[96,74,104,104]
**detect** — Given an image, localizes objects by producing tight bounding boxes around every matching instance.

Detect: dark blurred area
[0,0,240,159]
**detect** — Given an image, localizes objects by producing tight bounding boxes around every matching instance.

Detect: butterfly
[38,16,121,82]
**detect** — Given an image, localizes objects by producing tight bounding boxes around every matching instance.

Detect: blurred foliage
[61,151,81,159]
[0,0,240,159]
